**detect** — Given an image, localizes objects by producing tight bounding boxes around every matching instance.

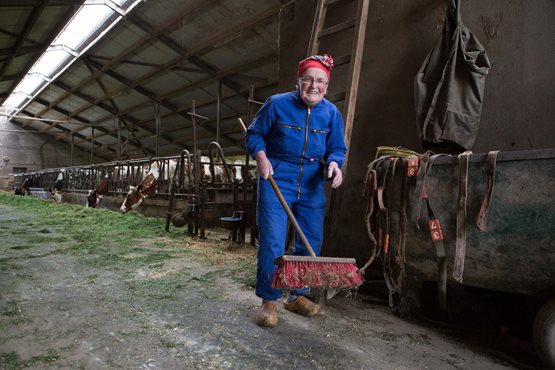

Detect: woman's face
[298,67,328,107]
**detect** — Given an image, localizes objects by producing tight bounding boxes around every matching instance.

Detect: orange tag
[407,156,419,177]
[428,219,443,241]
[382,233,390,254]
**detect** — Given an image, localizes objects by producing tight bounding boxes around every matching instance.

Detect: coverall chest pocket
[310,128,329,158]
[275,123,304,151]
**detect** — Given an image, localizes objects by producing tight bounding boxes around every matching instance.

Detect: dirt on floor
[0,193,542,369]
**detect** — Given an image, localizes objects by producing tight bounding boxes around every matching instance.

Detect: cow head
[86,177,109,208]
[86,190,102,208]
[120,186,141,213]
[200,164,211,182]
[48,188,62,203]
[52,192,62,203]
[119,174,158,213]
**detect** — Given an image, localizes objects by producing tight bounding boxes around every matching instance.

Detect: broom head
[272,255,364,290]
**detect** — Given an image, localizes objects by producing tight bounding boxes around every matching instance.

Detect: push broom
[238,118,364,290]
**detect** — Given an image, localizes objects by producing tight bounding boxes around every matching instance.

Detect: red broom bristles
[272,261,364,289]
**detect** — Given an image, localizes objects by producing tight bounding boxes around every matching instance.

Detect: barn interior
[0,0,554,368]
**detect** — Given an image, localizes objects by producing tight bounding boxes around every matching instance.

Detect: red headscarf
[296,54,334,80]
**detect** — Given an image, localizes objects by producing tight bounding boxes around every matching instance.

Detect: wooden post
[307,0,327,56]
[341,0,369,175]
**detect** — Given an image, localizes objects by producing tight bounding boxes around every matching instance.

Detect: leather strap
[382,157,400,307]
[477,150,500,231]
[453,151,472,283]
[361,168,378,271]
[377,187,388,253]
[377,159,391,254]
[360,155,394,271]
[396,158,410,283]
[424,194,447,309]
[423,154,448,309]
[410,152,431,226]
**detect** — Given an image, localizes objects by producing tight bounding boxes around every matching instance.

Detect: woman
[246,54,347,327]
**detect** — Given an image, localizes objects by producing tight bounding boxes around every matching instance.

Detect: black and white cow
[14,177,33,195]
[48,172,64,203]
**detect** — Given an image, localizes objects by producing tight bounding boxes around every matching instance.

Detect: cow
[230,159,244,183]
[231,159,257,184]
[119,162,161,213]
[15,177,34,195]
[199,156,234,184]
[119,174,158,212]
[48,172,64,203]
[86,175,109,208]
[230,159,257,184]
[119,159,182,213]
[15,179,29,195]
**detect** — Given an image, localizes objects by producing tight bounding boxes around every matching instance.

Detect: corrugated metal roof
[2,0,285,161]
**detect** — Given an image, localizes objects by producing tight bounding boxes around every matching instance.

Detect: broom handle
[267,176,317,257]
[238,118,317,257]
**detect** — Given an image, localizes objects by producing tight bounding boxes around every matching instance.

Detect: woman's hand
[255,151,273,180]
[327,161,343,188]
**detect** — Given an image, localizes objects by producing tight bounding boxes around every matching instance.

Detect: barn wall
[279,0,555,262]
[0,115,102,190]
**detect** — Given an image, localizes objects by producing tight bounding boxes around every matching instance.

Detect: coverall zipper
[277,123,302,130]
[311,128,327,134]
[296,107,310,198]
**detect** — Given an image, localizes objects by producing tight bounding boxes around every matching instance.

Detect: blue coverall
[245,90,347,301]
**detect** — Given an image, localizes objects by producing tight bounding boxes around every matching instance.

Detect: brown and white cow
[86,175,109,208]
[199,156,235,184]
[119,174,157,212]
[229,159,257,184]
[120,160,177,213]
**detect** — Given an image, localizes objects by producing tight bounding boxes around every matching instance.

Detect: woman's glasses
[299,76,328,88]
